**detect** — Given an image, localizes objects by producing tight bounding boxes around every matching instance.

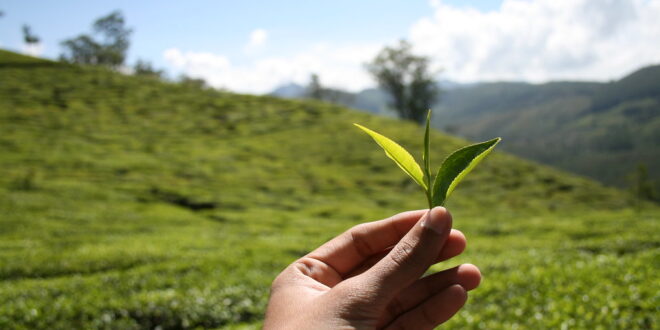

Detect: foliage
[274,65,660,197]
[60,10,132,68]
[355,111,499,208]
[366,39,439,124]
[133,59,164,78]
[22,25,39,45]
[303,73,355,105]
[432,66,660,199]
[0,50,657,329]
[591,65,660,112]
[431,137,500,207]
[306,73,324,100]
[179,75,208,89]
[628,163,657,209]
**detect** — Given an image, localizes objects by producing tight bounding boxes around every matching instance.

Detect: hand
[264,207,481,329]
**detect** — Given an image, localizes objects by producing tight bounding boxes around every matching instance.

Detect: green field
[0,50,658,329]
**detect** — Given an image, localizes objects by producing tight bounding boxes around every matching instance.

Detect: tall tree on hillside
[22,25,40,45]
[366,40,439,124]
[134,59,163,78]
[179,75,208,89]
[60,11,132,68]
[307,73,325,100]
[628,163,657,209]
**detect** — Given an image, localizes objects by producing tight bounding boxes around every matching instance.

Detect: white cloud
[164,43,380,94]
[245,29,268,53]
[163,0,660,94]
[22,42,44,57]
[409,0,660,83]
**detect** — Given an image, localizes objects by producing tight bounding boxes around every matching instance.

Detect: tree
[22,25,40,45]
[366,40,439,124]
[134,59,163,78]
[60,10,132,68]
[179,75,208,89]
[628,163,657,210]
[304,73,355,105]
[307,73,324,100]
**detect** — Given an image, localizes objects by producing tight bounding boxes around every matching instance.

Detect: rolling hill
[272,67,660,199]
[433,65,660,198]
[1,50,657,329]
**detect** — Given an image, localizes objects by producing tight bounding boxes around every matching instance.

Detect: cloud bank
[412,0,660,83]
[165,43,380,94]
[164,0,660,93]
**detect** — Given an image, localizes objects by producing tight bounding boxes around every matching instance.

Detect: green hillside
[433,66,660,198]
[1,50,658,329]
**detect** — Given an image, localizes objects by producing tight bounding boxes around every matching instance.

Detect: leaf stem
[425,189,433,209]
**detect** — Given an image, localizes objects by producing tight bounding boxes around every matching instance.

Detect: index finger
[306,209,427,277]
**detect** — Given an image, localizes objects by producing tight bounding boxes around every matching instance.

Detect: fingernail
[421,207,449,235]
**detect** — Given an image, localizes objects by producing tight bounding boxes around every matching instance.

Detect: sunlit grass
[0,50,657,329]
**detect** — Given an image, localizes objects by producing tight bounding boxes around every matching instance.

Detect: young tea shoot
[354,110,501,209]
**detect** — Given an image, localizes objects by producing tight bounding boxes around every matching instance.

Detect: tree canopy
[134,59,164,78]
[306,73,324,100]
[22,25,40,44]
[366,40,439,124]
[60,11,132,68]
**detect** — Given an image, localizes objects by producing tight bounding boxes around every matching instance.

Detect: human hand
[264,207,481,329]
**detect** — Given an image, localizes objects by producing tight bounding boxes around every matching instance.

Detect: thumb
[355,207,452,301]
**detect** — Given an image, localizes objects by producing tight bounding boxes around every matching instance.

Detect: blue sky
[1,0,500,65]
[1,0,659,93]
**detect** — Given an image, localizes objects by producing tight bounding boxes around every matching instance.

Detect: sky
[1,0,659,94]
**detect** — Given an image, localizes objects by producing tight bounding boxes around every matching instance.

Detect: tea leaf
[423,110,432,207]
[354,123,427,190]
[432,137,501,206]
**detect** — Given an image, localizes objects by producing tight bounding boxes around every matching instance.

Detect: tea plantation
[0,50,658,329]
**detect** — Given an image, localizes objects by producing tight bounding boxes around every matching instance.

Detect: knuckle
[270,261,302,290]
[332,282,379,312]
[420,304,438,328]
[385,296,407,319]
[292,258,313,276]
[387,239,417,269]
[349,224,376,258]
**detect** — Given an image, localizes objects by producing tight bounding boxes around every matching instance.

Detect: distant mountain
[270,82,306,98]
[270,83,395,116]
[270,65,660,198]
[432,65,660,198]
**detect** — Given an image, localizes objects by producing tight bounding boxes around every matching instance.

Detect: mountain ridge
[270,64,660,198]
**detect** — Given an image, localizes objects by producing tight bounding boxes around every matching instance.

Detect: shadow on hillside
[0,62,62,68]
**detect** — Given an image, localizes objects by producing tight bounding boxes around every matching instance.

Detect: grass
[0,50,658,329]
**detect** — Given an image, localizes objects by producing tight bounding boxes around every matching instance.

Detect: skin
[264,207,482,329]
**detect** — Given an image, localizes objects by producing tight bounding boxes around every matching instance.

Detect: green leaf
[354,123,427,190]
[432,137,501,206]
[423,110,432,208]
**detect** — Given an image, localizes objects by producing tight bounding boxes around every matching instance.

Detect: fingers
[306,209,426,276]
[357,207,452,300]
[377,264,481,327]
[384,284,467,330]
[407,263,481,296]
[436,229,467,262]
[344,229,466,278]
